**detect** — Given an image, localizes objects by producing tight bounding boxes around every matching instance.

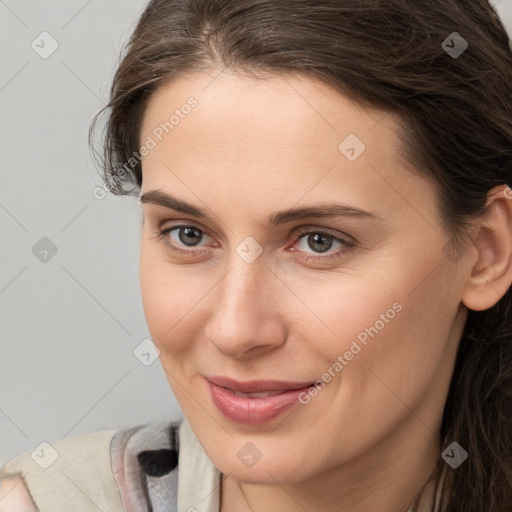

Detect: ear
[461,184,512,312]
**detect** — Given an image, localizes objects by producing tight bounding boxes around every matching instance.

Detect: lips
[205,375,315,394]
[204,375,317,424]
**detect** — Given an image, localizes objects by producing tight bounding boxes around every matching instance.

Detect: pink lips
[205,375,315,424]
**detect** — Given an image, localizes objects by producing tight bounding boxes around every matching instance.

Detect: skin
[0,476,37,511]
[137,69,512,512]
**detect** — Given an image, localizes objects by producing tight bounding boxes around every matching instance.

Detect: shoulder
[0,420,183,512]
[0,428,120,512]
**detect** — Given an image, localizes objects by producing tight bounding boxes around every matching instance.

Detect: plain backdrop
[1,0,511,463]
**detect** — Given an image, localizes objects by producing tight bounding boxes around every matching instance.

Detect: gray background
[1,0,511,464]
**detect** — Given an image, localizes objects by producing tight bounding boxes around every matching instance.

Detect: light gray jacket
[0,418,221,512]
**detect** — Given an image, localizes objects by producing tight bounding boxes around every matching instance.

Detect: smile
[204,376,316,424]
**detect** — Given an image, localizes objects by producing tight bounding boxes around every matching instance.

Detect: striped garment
[0,417,446,511]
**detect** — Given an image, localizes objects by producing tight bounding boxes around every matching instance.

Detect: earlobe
[461,185,512,312]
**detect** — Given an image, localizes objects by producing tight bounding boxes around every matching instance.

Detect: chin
[211,449,320,485]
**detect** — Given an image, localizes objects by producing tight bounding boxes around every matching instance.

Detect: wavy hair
[88,1,512,510]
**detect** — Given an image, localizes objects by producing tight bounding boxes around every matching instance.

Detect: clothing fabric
[0,417,447,511]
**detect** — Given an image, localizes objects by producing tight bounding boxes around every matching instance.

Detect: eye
[291,228,355,261]
[157,224,212,256]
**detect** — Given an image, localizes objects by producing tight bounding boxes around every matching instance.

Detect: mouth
[204,375,317,424]
[205,375,316,395]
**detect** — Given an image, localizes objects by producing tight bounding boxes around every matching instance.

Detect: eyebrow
[140,189,382,226]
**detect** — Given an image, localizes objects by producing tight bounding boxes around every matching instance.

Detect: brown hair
[89,1,512,510]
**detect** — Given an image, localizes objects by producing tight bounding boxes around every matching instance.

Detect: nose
[204,253,287,359]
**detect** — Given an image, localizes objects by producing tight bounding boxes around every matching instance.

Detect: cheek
[289,272,404,356]
[139,247,213,355]
[327,270,454,415]
[296,261,451,398]
[139,245,182,346]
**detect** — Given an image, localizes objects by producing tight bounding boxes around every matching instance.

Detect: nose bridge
[216,249,269,325]
[205,248,285,356]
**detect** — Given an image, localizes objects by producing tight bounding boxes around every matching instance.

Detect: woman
[2,0,512,511]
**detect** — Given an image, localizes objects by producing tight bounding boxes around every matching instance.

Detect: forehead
[141,70,397,151]
[138,70,431,225]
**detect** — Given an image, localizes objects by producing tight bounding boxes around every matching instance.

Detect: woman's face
[138,70,469,484]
